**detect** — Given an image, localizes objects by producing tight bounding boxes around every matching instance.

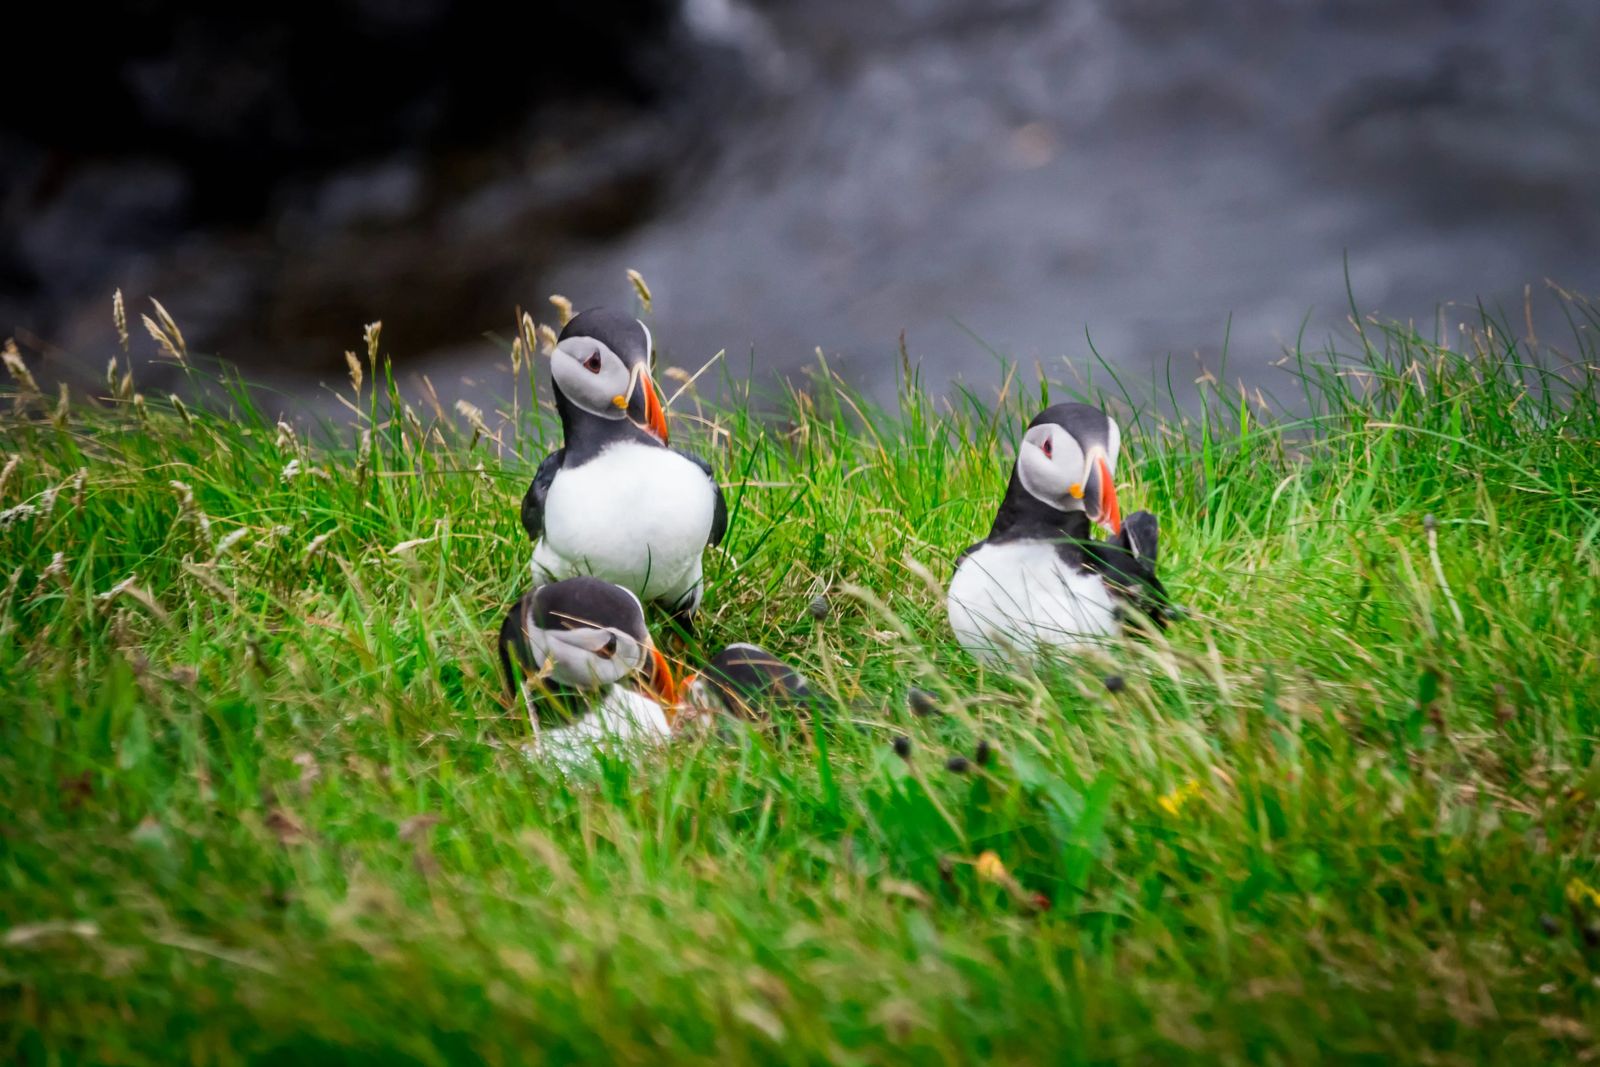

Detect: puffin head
[1015,402,1122,534]
[549,308,669,444]
[513,577,676,704]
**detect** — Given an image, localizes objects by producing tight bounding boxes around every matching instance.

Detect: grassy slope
[3,304,1599,1065]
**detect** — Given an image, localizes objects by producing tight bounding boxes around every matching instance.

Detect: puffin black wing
[1118,511,1160,566]
[498,593,535,696]
[1077,510,1169,629]
[702,643,817,721]
[521,448,565,541]
[675,448,727,547]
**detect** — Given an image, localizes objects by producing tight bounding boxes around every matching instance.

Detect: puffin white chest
[525,686,674,773]
[535,443,716,601]
[947,540,1118,664]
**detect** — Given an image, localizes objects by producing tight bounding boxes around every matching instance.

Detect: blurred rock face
[2,0,1598,404]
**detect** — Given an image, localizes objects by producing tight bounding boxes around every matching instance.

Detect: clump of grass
[2,292,1599,1064]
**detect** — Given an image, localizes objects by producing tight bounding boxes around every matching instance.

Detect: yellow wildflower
[975,850,1007,883]
[1565,878,1600,909]
[1157,778,1202,816]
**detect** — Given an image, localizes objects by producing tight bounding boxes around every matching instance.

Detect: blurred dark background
[3,0,1598,410]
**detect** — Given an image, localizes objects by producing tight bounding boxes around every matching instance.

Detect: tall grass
[3,293,1599,1064]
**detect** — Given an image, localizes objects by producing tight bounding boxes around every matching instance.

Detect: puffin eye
[583,352,603,374]
[594,634,618,660]
[1041,437,1053,459]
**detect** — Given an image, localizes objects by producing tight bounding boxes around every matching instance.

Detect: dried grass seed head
[548,294,574,326]
[112,289,130,352]
[626,270,652,313]
[3,339,39,395]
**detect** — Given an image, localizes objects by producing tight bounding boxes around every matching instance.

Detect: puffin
[498,576,681,770]
[947,402,1167,665]
[681,643,819,724]
[523,308,726,632]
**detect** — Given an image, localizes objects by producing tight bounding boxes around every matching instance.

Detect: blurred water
[533,0,1600,407]
[6,0,1598,413]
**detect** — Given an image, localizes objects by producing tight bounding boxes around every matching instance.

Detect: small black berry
[807,595,830,620]
[908,688,942,717]
[974,739,992,766]
[1103,674,1126,694]
[892,735,912,759]
[945,756,971,773]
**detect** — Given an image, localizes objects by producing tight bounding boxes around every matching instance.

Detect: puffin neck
[555,386,661,463]
[988,469,1093,543]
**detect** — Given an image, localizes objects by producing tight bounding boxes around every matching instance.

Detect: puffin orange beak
[640,367,669,444]
[1093,455,1121,535]
[646,646,678,709]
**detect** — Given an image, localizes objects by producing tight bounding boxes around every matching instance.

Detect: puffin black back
[702,644,819,721]
[1079,515,1170,630]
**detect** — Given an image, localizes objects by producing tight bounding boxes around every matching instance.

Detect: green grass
[3,298,1600,1065]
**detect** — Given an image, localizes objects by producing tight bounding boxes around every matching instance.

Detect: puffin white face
[1016,417,1123,532]
[551,336,634,421]
[1017,423,1086,508]
[524,619,649,690]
